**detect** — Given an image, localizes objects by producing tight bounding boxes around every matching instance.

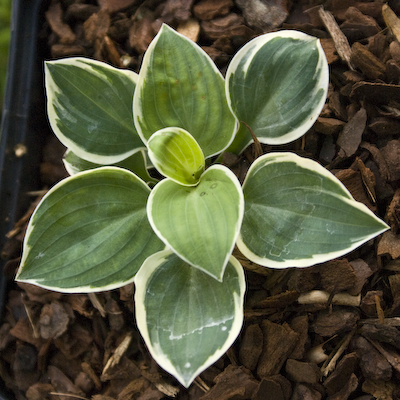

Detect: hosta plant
[15,25,388,387]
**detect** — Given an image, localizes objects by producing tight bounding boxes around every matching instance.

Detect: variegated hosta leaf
[133,24,237,158]
[16,167,164,292]
[45,57,143,164]
[226,30,329,154]
[237,152,389,268]
[134,250,245,388]
[147,127,205,186]
[147,165,244,281]
[63,149,156,184]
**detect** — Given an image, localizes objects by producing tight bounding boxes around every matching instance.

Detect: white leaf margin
[134,249,246,387]
[146,164,245,281]
[133,23,238,157]
[45,57,141,165]
[225,30,329,150]
[236,152,390,269]
[147,127,205,186]
[16,166,155,293]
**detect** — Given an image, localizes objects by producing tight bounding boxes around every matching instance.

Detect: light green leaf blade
[46,57,143,164]
[226,30,329,154]
[63,149,156,184]
[147,165,244,281]
[16,167,164,292]
[134,250,245,388]
[147,127,205,186]
[134,24,237,158]
[237,152,389,268]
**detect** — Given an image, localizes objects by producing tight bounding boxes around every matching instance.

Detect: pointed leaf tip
[238,152,389,268]
[134,250,245,387]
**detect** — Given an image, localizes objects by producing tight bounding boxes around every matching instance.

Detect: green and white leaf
[226,30,329,154]
[147,165,244,281]
[16,167,164,292]
[134,250,245,388]
[63,149,155,184]
[147,127,205,186]
[133,24,237,158]
[46,57,143,164]
[237,152,389,268]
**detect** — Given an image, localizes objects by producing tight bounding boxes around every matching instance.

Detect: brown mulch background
[3,0,400,399]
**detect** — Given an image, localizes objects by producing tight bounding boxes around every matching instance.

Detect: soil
[2,0,400,399]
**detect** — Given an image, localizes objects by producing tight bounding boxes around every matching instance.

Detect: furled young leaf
[226,30,329,154]
[237,152,389,268]
[147,165,244,281]
[63,149,156,184]
[147,127,205,186]
[134,250,245,388]
[16,167,164,292]
[133,24,237,158]
[45,57,144,164]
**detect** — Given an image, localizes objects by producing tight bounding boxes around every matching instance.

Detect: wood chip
[353,336,392,381]
[313,308,359,337]
[383,4,400,43]
[351,81,400,103]
[257,320,299,378]
[318,7,353,70]
[314,117,345,135]
[337,107,367,157]
[378,230,400,259]
[193,0,233,20]
[39,301,71,340]
[45,1,76,45]
[323,352,358,396]
[252,376,291,400]
[380,139,400,181]
[102,332,133,376]
[350,42,386,81]
[285,359,321,384]
[129,9,156,54]
[347,259,373,296]
[199,365,258,400]
[360,322,400,350]
[341,6,380,40]
[177,18,201,42]
[98,0,138,13]
[236,0,289,31]
[239,324,263,371]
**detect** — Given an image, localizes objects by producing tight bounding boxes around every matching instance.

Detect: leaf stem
[240,121,263,159]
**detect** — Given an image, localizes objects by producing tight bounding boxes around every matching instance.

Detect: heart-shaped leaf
[46,57,143,164]
[147,165,244,281]
[226,30,329,154]
[147,127,205,186]
[134,250,245,388]
[133,24,237,158]
[237,152,389,268]
[16,167,164,292]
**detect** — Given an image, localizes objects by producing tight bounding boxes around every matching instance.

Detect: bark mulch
[2,0,400,399]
